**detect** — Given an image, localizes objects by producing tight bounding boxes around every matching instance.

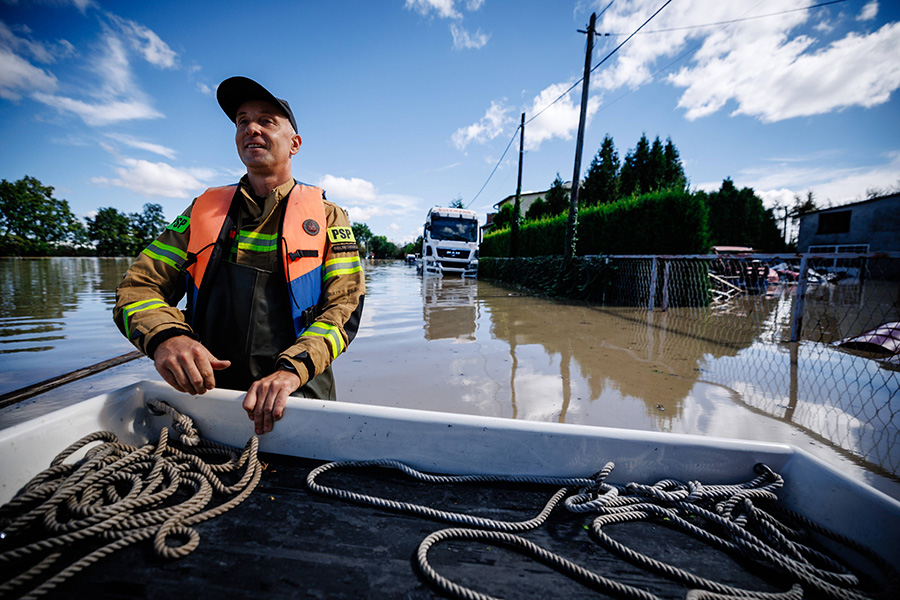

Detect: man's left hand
[243,369,302,435]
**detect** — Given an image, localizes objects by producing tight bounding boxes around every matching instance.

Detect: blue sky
[1,0,899,245]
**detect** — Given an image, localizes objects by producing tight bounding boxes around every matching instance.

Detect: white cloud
[0,46,57,100]
[25,12,175,126]
[595,0,900,124]
[105,133,177,159]
[451,100,512,150]
[318,175,379,202]
[404,0,461,19]
[33,92,162,125]
[524,82,599,149]
[91,158,210,198]
[858,1,878,22]
[105,13,177,69]
[450,23,489,49]
[317,174,422,228]
[737,150,900,208]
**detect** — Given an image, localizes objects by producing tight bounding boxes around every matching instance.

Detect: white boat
[2,380,899,598]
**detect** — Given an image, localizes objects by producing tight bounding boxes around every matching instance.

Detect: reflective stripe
[123,298,168,338]
[236,230,278,252]
[322,256,362,281]
[301,321,345,358]
[142,241,187,270]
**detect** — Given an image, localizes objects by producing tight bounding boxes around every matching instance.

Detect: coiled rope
[0,399,262,600]
[308,459,898,600]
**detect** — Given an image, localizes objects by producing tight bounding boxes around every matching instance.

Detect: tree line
[490,133,817,252]
[0,175,414,259]
[0,176,168,257]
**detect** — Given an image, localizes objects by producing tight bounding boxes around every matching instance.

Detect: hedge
[481,189,709,258]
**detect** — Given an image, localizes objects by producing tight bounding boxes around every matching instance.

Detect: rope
[0,399,262,600]
[308,459,898,600]
[307,458,598,532]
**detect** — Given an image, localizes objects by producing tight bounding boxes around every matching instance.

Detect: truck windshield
[431,216,478,242]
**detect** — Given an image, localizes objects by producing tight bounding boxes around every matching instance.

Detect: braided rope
[310,459,897,600]
[0,400,261,600]
[307,458,596,532]
[416,527,662,600]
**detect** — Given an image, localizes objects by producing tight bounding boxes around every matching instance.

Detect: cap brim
[217,76,297,133]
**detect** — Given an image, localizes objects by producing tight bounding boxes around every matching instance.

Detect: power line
[600,0,849,37]
[465,0,843,210]
[465,125,520,209]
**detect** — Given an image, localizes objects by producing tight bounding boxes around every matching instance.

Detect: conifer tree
[581,135,620,206]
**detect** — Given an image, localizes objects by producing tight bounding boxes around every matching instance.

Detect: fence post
[790,255,809,342]
[661,259,671,312]
[648,257,658,311]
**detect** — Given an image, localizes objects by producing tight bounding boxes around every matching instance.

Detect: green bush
[481,189,709,258]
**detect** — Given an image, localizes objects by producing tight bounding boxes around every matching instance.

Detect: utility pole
[511,112,525,257]
[565,12,596,261]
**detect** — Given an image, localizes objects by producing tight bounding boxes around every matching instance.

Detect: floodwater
[1,257,898,500]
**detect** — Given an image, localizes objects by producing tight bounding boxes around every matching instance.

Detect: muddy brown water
[1,257,898,500]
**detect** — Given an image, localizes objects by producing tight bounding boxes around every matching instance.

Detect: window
[816,210,851,234]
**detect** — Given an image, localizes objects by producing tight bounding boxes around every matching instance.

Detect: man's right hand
[153,335,231,395]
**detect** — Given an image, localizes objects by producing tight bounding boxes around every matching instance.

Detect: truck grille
[437,248,470,260]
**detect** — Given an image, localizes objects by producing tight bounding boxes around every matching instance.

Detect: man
[114,76,365,435]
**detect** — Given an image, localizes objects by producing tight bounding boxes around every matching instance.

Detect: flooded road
[1,257,898,500]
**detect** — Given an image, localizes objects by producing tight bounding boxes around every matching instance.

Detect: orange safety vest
[185,182,327,336]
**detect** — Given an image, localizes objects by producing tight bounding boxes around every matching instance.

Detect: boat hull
[1,380,898,568]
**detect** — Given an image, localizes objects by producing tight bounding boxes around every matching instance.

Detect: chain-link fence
[594,252,900,481]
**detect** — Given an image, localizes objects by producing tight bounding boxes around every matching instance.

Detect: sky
[1,0,899,246]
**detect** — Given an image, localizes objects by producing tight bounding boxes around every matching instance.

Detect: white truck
[419,206,480,277]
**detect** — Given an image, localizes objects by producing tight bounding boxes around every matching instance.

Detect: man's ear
[290,134,302,156]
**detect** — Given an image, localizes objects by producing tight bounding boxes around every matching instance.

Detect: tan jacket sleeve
[113,205,196,356]
[276,200,366,385]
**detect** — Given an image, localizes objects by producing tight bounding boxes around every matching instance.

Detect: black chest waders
[198,259,336,400]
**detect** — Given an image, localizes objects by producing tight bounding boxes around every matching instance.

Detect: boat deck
[34,453,801,600]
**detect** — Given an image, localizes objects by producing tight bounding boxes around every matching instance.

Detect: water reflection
[422,276,478,341]
[0,257,136,395]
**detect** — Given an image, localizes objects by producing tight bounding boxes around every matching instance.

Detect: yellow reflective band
[142,241,187,270]
[301,321,345,358]
[123,298,168,339]
[235,230,278,253]
[322,256,362,281]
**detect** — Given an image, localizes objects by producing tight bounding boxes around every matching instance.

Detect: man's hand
[242,369,302,435]
[153,335,231,395]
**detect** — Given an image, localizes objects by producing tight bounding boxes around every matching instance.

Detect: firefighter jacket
[113,177,365,396]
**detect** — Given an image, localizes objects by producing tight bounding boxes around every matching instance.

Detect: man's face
[234,100,301,171]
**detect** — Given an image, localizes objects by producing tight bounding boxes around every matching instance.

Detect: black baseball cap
[216,76,298,133]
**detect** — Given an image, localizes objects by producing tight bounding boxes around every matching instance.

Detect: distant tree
[368,235,399,258]
[619,134,686,198]
[130,203,167,252]
[620,134,650,197]
[491,203,516,230]
[351,222,373,254]
[449,196,465,209]
[544,174,569,215]
[0,175,86,255]
[791,190,818,217]
[647,136,666,192]
[524,197,549,221]
[580,135,620,206]
[401,236,423,256]
[703,178,785,251]
[663,137,687,192]
[87,207,135,256]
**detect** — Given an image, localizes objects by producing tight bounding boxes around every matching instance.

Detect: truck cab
[419,207,480,277]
